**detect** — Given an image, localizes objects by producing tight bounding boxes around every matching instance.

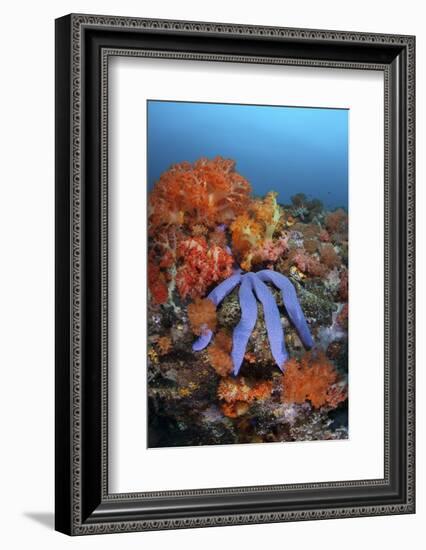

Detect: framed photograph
[55,14,415,535]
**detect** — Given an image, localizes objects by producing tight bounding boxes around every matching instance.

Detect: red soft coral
[175,237,233,300]
[148,253,169,304]
[148,228,181,305]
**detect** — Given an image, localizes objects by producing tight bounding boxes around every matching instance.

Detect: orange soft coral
[176,237,233,299]
[218,376,272,404]
[157,336,172,355]
[282,351,345,409]
[148,156,251,231]
[208,330,233,377]
[220,401,250,418]
[188,298,217,335]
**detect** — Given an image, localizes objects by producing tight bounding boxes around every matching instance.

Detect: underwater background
[147,100,349,448]
[148,101,348,210]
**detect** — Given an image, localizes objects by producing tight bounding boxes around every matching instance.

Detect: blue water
[147,101,348,210]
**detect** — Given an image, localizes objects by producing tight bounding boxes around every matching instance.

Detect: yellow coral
[148,348,158,364]
[230,192,285,270]
[252,192,282,240]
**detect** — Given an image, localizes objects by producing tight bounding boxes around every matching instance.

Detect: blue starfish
[192,269,314,375]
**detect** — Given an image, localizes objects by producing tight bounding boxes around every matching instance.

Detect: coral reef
[147,156,348,448]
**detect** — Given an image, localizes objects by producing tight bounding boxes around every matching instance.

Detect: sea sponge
[282,351,345,409]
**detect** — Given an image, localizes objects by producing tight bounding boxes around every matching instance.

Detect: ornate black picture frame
[55,13,415,535]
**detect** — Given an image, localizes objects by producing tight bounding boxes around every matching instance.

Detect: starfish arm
[192,330,213,352]
[207,271,242,306]
[249,273,288,370]
[231,275,258,376]
[257,270,314,349]
[192,271,242,351]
